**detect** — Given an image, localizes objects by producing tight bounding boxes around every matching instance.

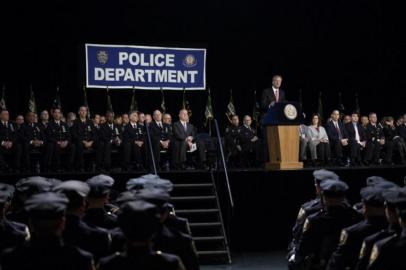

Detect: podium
[262,102,304,170]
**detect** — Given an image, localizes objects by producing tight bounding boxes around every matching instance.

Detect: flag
[354,92,360,114]
[225,89,236,123]
[28,85,37,114]
[182,88,192,117]
[338,92,345,117]
[129,87,138,113]
[204,88,214,127]
[317,91,323,120]
[160,87,166,113]
[52,86,62,109]
[252,90,260,128]
[83,86,90,119]
[0,85,6,110]
[106,87,113,112]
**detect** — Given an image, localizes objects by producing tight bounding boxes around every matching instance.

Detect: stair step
[174,183,213,188]
[171,196,216,201]
[176,209,219,214]
[193,236,225,242]
[190,222,222,227]
[197,250,229,256]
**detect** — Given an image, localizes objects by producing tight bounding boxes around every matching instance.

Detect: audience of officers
[0,174,198,270]
[288,169,406,270]
[0,106,209,174]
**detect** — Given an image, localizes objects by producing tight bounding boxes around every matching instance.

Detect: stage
[1,165,405,252]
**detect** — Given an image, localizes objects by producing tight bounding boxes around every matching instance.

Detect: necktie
[183,122,187,132]
[335,122,342,139]
[354,123,360,142]
[275,89,279,102]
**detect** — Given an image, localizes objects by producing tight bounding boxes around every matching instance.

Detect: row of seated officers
[0,174,199,270]
[0,107,207,173]
[287,169,406,270]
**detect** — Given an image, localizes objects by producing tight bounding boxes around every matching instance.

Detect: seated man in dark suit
[172,109,206,170]
[100,111,122,171]
[397,113,406,142]
[122,111,145,171]
[325,110,349,166]
[344,112,367,166]
[44,108,75,172]
[0,109,22,173]
[150,110,172,171]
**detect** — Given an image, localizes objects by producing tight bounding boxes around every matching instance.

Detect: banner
[85,44,206,90]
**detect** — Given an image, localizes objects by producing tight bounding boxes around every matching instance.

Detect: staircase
[169,171,231,264]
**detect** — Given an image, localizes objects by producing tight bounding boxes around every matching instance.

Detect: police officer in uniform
[0,109,22,172]
[100,111,122,171]
[0,183,30,253]
[71,106,100,172]
[287,169,341,266]
[224,114,242,167]
[366,189,406,270]
[83,174,117,229]
[135,188,199,270]
[21,111,46,172]
[327,186,389,270]
[293,180,362,270]
[53,180,111,261]
[355,187,403,270]
[122,111,145,171]
[1,192,96,270]
[44,108,75,172]
[98,200,185,270]
[150,110,173,171]
[239,115,261,167]
[364,113,385,165]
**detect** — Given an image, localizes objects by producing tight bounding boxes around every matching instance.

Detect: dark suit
[345,122,366,164]
[100,122,123,170]
[150,121,172,168]
[364,123,385,164]
[45,120,75,171]
[383,125,406,164]
[172,121,206,169]
[239,125,261,166]
[122,123,145,170]
[260,87,286,112]
[326,120,348,164]
[0,121,22,171]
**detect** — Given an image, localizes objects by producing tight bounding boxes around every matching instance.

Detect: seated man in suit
[45,108,75,172]
[122,111,145,171]
[325,110,349,166]
[150,110,172,171]
[100,111,123,171]
[172,109,206,170]
[0,109,22,173]
[344,112,367,166]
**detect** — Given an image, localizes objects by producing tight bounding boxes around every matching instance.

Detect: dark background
[1,0,406,132]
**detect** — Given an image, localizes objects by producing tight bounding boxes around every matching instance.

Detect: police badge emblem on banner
[86,44,206,90]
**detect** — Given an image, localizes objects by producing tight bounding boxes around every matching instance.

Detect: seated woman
[307,114,330,166]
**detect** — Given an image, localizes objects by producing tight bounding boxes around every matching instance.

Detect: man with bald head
[172,109,206,170]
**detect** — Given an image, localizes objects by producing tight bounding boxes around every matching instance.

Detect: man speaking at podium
[260,74,287,163]
[260,75,286,110]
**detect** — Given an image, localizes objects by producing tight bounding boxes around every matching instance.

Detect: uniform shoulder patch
[303,218,311,233]
[359,240,367,259]
[297,207,306,221]
[339,230,349,245]
[369,244,379,266]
